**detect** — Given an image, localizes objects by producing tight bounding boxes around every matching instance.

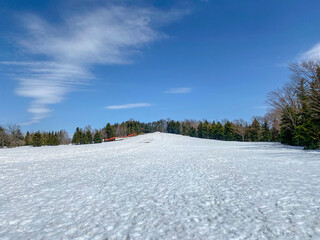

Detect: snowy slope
[0,132,319,239]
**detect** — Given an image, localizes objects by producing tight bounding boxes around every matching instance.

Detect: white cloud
[301,42,320,60]
[165,87,192,94]
[4,5,186,124]
[105,103,151,110]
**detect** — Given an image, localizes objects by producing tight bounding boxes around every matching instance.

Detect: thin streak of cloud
[3,5,187,125]
[254,105,269,110]
[165,87,192,94]
[105,103,151,110]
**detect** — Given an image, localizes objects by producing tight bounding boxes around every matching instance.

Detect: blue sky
[1,0,320,134]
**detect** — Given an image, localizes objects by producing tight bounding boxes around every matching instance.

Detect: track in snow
[0,132,319,239]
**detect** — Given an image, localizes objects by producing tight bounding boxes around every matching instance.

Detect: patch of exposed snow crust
[0,132,319,239]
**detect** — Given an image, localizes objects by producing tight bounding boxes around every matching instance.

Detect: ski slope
[0,132,319,239]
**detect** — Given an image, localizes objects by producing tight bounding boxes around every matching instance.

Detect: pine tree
[72,127,81,144]
[188,126,197,137]
[134,121,142,134]
[175,121,181,134]
[80,130,88,144]
[106,123,115,138]
[224,121,234,141]
[52,132,59,145]
[32,132,42,147]
[167,121,175,133]
[93,131,102,143]
[294,79,311,147]
[261,120,271,142]
[86,130,93,144]
[308,67,320,148]
[202,120,210,138]
[182,125,187,135]
[197,122,204,138]
[209,121,217,139]
[215,122,224,140]
[41,132,47,145]
[25,131,31,145]
[249,118,261,142]
[279,106,296,145]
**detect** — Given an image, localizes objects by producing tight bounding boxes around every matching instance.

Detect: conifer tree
[106,123,115,138]
[261,120,271,142]
[166,121,174,133]
[209,121,217,139]
[80,130,88,144]
[93,131,102,143]
[182,125,187,135]
[86,130,93,144]
[175,121,181,134]
[308,67,320,148]
[249,118,261,142]
[52,132,59,145]
[197,122,204,138]
[280,106,296,145]
[72,127,81,144]
[215,122,224,140]
[293,79,317,148]
[224,121,234,141]
[202,120,210,138]
[25,131,31,145]
[32,132,42,147]
[188,126,197,137]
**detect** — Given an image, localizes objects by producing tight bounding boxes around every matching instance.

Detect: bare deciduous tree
[266,81,299,127]
[7,124,25,147]
[115,124,127,137]
[0,125,8,148]
[233,119,247,141]
[58,130,70,145]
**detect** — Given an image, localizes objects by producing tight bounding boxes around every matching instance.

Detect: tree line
[26,130,70,147]
[0,117,282,148]
[69,117,278,146]
[0,125,70,148]
[71,120,143,145]
[166,118,277,142]
[1,59,319,149]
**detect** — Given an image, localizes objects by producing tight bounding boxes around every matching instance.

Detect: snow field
[0,132,319,239]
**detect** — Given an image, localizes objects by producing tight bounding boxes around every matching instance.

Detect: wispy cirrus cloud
[105,103,151,110]
[165,87,192,94]
[3,5,187,125]
[301,42,320,60]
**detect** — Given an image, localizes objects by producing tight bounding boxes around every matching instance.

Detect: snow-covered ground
[0,132,319,239]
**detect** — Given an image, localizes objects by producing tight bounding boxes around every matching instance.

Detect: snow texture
[0,132,319,239]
